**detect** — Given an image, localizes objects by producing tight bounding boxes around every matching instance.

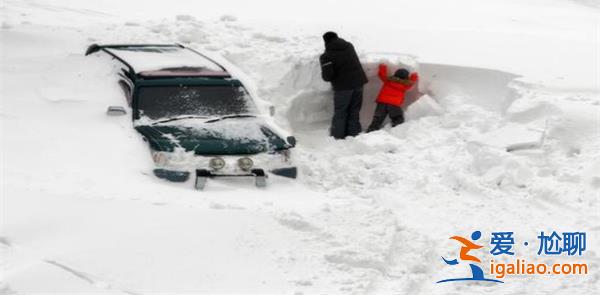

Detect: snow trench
[282,54,521,134]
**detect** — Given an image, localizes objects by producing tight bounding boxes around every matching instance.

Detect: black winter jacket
[319,38,368,91]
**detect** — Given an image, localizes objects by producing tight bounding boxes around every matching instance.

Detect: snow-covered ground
[1,0,599,294]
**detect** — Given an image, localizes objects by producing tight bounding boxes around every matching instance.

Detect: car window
[137,85,257,120]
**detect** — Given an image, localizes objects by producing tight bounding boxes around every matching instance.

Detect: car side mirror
[269,105,276,117]
[106,106,127,116]
[286,136,296,147]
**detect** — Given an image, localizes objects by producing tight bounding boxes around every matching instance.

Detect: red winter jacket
[375,64,419,107]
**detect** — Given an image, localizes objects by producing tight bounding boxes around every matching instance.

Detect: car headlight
[152,151,169,166]
[237,157,254,171]
[209,157,226,170]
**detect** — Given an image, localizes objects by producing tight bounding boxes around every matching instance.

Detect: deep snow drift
[1,0,599,294]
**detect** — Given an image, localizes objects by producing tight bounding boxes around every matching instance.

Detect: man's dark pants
[367,103,405,132]
[331,87,363,139]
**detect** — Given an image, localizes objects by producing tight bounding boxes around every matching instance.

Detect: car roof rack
[85,43,231,80]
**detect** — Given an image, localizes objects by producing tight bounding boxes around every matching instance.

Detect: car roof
[85,44,231,79]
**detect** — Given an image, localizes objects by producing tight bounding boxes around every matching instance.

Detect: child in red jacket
[366,64,419,132]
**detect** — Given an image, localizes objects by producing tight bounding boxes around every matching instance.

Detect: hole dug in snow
[282,53,523,137]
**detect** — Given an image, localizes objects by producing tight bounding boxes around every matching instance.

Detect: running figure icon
[437,231,504,283]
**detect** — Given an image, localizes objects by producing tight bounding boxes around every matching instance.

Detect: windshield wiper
[151,115,211,125]
[205,114,257,123]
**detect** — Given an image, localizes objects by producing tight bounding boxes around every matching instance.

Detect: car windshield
[137,85,257,121]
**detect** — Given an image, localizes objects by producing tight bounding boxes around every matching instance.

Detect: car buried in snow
[86,44,297,189]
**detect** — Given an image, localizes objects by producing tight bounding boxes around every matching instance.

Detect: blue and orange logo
[436,230,503,283]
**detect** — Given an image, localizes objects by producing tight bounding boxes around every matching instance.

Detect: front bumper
[152,166,297,182]
[151,150,297,182]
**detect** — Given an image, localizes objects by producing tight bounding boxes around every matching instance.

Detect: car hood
[135,119,289,155]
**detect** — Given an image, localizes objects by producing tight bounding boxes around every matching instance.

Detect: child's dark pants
[367,103,404,132]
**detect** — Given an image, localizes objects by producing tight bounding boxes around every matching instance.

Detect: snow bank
[282,53,429,132]
[278,52,528,136]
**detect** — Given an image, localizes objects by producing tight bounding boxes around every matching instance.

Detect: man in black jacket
[319,31,368,139]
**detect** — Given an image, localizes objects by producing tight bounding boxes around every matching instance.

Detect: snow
[1,0,599,294]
